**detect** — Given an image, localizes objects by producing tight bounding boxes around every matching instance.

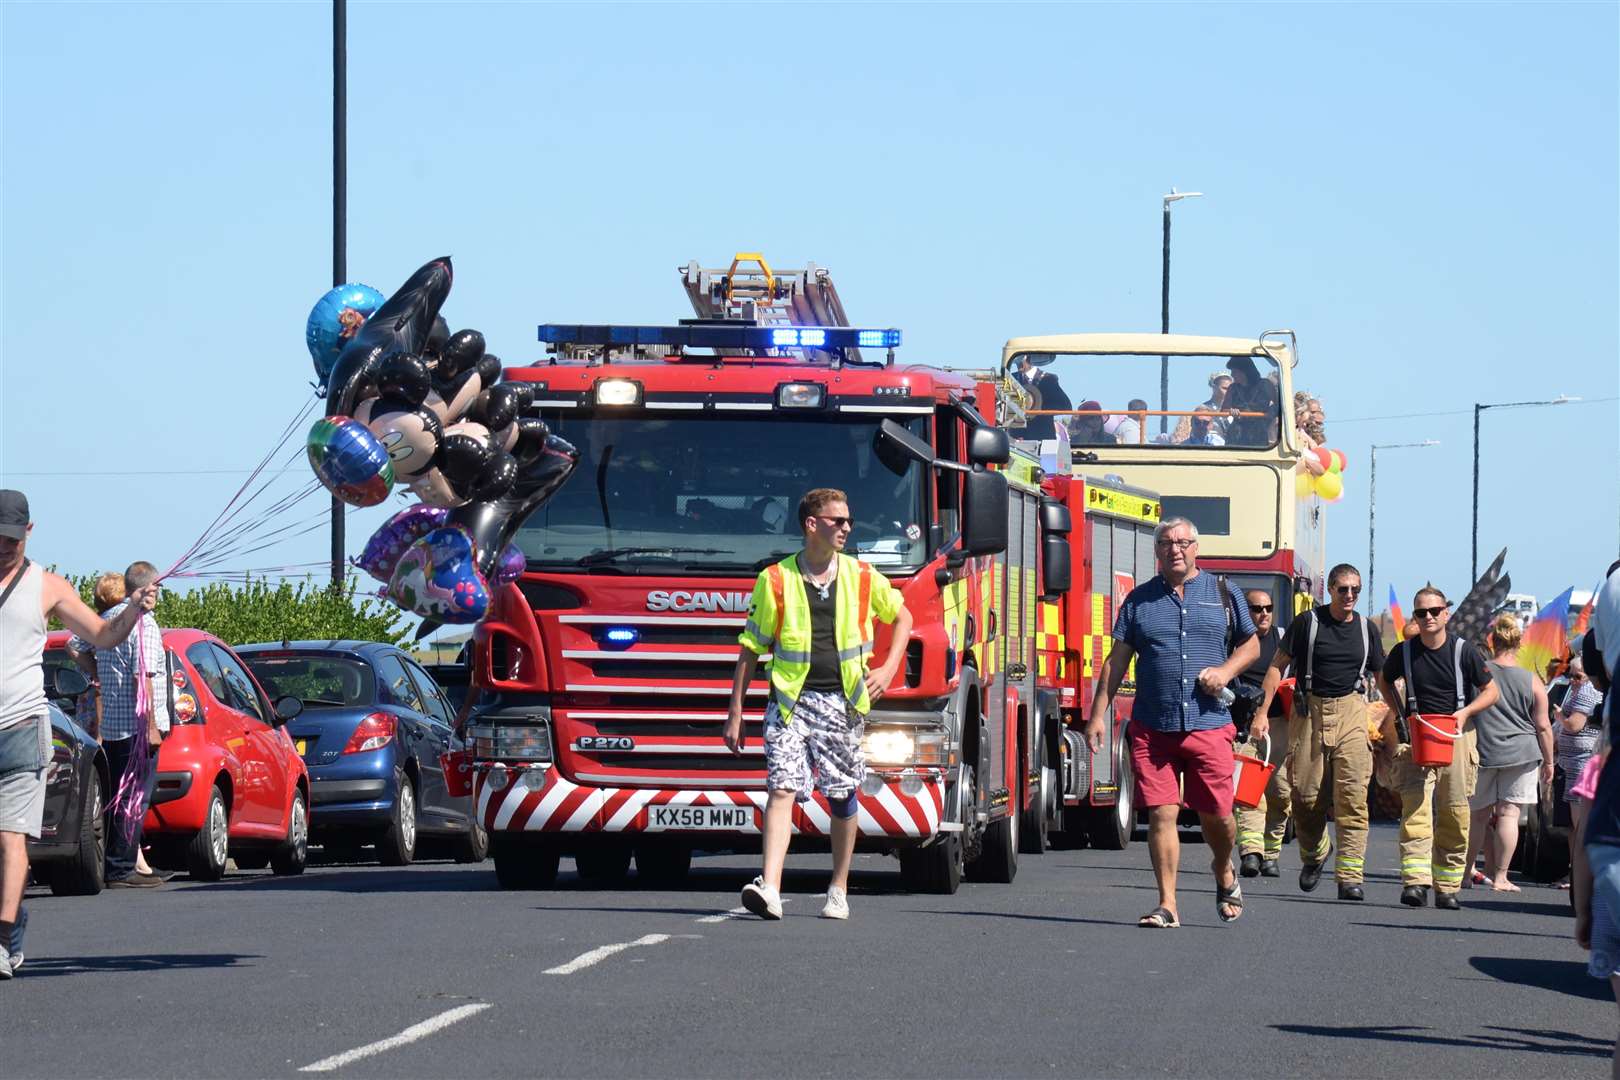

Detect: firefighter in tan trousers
[1258,564,1385,901]
[1234,590,1291,877]
[1376,586,1497,910]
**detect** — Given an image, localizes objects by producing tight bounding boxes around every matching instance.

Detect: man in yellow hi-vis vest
[724,487,913,921]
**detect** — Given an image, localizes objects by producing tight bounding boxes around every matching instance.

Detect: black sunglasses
[814,515,852,530]
[1333,585,1361,596]
[1413,605,1448,619]
[1249,604,1274,613]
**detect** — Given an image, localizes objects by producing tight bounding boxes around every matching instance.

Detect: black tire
[492,833,560,890]
[49,771,106,897]
[899,836,963,894]
[377,773,418,867]
[1520,796,1570,885]
[452,820,490,865]
[187,784,230,881]
[1019,738,1052,855]
[574,843,632,884]
[233,852,272,871]
[634,842,693,887]
[970,809,1019,883]
[271,792,308,876]
[1085,744,1135,850]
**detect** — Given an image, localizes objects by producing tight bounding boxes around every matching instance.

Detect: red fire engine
[466,256,1074,894]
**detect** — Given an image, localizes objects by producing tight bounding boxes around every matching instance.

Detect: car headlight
[468,722,553,763]
[862,726,949,767]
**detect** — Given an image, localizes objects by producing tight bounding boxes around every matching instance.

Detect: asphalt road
[5,823,1611,1079]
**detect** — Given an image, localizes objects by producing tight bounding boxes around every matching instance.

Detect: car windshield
[243,655,373,708]
[1008,351,1284,451]
[516,413,930,573]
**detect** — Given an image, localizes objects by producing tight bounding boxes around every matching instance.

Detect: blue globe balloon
[306,283,386,383]
[307,416,395,507]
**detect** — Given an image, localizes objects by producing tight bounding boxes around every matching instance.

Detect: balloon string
[112,616,155,849]
[181,443,318,563]
[179,477,324,568]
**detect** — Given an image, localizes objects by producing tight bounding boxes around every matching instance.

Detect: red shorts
[1128,722,1237,815]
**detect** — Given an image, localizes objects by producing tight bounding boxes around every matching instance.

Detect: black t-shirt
[1281,606,1386,698]
[802,578,842,692]
[1233,627,1284,724]
[1380,634,1493,715]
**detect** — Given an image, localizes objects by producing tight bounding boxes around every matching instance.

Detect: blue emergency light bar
[537,324,902,351]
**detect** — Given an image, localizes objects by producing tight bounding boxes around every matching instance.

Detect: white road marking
[298,1003,490,1073]
[544,933,671,975]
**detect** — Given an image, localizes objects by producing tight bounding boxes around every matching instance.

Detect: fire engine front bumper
[473,764,944,841]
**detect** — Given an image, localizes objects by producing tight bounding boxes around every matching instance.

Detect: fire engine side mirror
[1042,535,1071,597]
[1039,498,1072,535]
[967,427,1010,466]
[875,419,936,470]
[961,470,1009,556]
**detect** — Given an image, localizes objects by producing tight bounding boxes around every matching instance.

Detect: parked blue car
[236,641,485,866]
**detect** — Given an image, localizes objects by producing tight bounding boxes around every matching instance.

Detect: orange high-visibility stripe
[766,563,785,644]
[858,562,873,645]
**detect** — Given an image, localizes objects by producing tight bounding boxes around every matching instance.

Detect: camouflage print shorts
[764,690,867,802]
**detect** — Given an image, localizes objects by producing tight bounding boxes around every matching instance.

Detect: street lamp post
[1160,189,1203,434]
[1471,395,1578,582]
[329,0,347,590]
[1369,440,1439,620]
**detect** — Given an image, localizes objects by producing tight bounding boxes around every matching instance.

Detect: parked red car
[45,629,310,881]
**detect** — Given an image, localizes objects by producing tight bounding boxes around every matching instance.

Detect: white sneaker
[0,953,13,981]
[741,877,783,920]
[820,886,850,920]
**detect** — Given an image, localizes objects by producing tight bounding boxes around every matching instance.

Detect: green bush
[54,575,409,648]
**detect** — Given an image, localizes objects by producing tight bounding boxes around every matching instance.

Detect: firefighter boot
[1240,853,1262,877]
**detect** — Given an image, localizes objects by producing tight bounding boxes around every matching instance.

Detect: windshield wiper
[576,546,729,567]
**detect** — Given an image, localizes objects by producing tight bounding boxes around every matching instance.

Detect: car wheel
[492,833,560,889]
[574,843,632,884]
[272,791,309,876]
[452,820,489,865]
[377,773,418,867]
[49,771,106,897]
[186,784,230,881]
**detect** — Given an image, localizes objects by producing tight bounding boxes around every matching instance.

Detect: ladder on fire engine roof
[679,253,864,364]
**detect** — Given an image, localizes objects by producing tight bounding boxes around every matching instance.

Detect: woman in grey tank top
[1465,615,1554,891]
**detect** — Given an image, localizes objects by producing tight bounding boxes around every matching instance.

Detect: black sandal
[1138,906,1180,928]
[1217,881,1244,923]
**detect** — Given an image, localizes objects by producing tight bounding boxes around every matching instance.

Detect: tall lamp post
[1368,440,1439,620]
[329,0,347,589]
[1471,394,1577,582]
[1160,188,1203,434]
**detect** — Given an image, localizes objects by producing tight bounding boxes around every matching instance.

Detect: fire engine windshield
[1007,351,1284,451]
[514,413,930,574]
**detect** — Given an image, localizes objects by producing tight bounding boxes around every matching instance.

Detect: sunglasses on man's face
[1334,585,1361,596]
[814,515,852,531]
[1413,605,1448,619]
[1249,604,1274,614]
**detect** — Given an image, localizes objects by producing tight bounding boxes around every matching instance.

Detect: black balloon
[509,418,552,465]
[376,352,432,405]
[437,329,486,381]
[450,433,580,577]
[465,383,524,432]
[440,431,496,486]
[425,316,450,358]
[326,257,453,417]
[470,452,519,502]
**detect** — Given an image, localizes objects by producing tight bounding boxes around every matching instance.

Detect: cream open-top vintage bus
[998,330,1326,625]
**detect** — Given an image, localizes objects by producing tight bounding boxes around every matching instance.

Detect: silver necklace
[802,556,836,600]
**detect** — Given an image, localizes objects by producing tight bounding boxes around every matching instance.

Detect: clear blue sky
[3,1,1616,612]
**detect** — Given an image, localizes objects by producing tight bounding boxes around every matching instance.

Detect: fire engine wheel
[492,834,560,890]
[574,843,633,884]
[969,808,1019,883]
[1085,746,1135,851]
[634,842,693,888]
[900,765,972,894]
[1019,744,1053,856]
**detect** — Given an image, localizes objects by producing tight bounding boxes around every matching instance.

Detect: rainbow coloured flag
[1385,585,1406,644]
[1520,586,1574,678]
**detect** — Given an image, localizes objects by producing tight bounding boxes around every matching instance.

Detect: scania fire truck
[467,257,1072,894]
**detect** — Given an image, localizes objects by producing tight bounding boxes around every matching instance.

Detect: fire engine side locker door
[1088,513,1116,798]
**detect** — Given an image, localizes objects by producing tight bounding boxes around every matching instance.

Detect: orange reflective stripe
[766,563,785,644]
[858,563,873,644]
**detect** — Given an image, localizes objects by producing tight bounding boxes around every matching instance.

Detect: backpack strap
[0,558,30,613]
[1451,636,1466,711]
[1356,613,1371,695]
[1400,639,1419,717]
[1303,609,1319,695]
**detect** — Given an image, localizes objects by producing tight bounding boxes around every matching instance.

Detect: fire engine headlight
[468,722,553,763]
[775,382,826,409]
[593,378,643,407]
[861,726,949,767]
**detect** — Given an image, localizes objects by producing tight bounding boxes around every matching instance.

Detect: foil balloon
[360,397,444,480]
[376,352,432,406]
[307,416,395,507]
[409,467,471,509]
[493,542,526,587]
[449,433,580,577]
[355,504,449,584]
[325,257,453,417]
[387,526,490,624]
[307,284,385,384]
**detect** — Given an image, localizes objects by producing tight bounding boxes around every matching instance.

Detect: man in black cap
[0,491,157,978]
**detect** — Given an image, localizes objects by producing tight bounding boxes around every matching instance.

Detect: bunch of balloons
[304,257,579,624]
[1295,446,1348,502]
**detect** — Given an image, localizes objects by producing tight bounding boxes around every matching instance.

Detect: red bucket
[1232,735,1275,810]
[1276,677,1296,717]
[1411,714,1461,767]
[441,749,475,798]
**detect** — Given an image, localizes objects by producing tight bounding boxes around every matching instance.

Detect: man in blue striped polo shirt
[1086,517,1259,927]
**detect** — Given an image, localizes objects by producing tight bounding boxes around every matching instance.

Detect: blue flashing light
[602,627,640,650]
[539,324,901,353]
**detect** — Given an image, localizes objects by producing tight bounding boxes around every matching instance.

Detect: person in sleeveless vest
[1258,563,1385,901]
[1376,584,1498,910]
[725,488,913,922]
[1463,614,1554,891]
[0,491,157,979]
